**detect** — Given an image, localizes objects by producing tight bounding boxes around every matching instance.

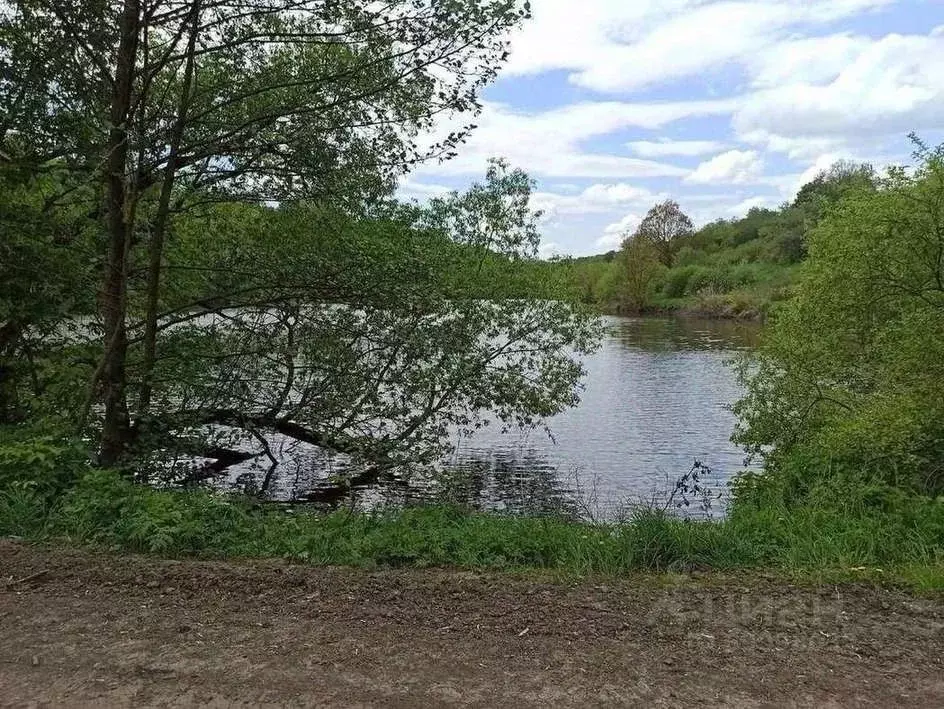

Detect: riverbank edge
[0,537,939,596]
[595,301,767,322]
[4,469,943,592]
[4,535,940,596]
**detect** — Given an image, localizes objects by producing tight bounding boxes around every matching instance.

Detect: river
[435,316,759,518]
[220,316,759,518]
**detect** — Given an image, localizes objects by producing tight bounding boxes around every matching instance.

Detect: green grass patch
[2,468,941,590]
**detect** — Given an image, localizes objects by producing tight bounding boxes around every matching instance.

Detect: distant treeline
[548,161,878,320]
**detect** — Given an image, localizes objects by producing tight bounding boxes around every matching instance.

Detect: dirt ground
[1,540,942,708]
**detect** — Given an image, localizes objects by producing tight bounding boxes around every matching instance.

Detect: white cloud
[505,0,897,93]
[572,2,793,93]
[727,196,778,216]
[407,1,939,255]
[597,213,642,249]
[595,232,626,251]
[580,183,656,205]
[413,99,737,180]
[796,154,847,188]
[733,32,944,143]
[547,183,582,194]
[503,0,685,80]
[627,139,727,157]
[416,7,939,186]
[686,150,765,184]
[747,34,871,88]
[532,183,663,226]
[538,241,565,259]
[603,213,640,235]
[397,179,452,202]
[740,132,848,160]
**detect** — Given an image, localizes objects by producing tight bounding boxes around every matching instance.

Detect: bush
[686,266,734,295]
[729,264,759,287]
[673,246,698,267]
[0,427,92,500]
[734,141,944,500]
[728,239,765,264]
[773,231,805,263]
[692,292,763,320]
[662,266,697,298]
[729,467,944,571]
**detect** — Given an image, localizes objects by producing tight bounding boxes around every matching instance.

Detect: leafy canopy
[734,138,944,500]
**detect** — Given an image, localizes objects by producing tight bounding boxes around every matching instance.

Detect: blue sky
[401,0,944,257]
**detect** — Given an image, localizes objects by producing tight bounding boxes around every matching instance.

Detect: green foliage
[734,139,944,501]
[673,246,699,267]
[686,266,734,295]
[0,481,52,538]
[0,464,939,587]
[617,236,664,311]
[2,0,540,468]
[0,427,92,499]
[0,163,99,422]
[727,470,944,574]
[662,266,696,298]
[4,145,602,487]
[0,425,93,538]
[132,168,602,484]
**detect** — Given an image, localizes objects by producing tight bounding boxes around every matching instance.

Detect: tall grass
[2,468,941,588]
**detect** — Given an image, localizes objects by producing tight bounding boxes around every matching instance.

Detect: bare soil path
[1,540,942,708]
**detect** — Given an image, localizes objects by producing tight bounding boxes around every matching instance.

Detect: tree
[0,159,98,424]
[618,235,662,312]
[734,139,944,500]
[793,160,877,215]
[636,200,694,267]
[1,0,532,463]
[132,165,601,497]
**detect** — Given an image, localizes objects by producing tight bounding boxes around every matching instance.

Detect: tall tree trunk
[0,321,23,423]
[139,0,201,415]
[99,0,140,466]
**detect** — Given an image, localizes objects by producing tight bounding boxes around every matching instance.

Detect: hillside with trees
[559,162,878,320]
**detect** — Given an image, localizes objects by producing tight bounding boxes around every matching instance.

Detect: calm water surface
[435,316,759,516]
[219,316,759,517]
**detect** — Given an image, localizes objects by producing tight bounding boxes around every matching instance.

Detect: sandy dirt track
[1,540,942,707]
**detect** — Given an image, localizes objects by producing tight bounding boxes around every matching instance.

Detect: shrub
[729,264,759,287]
[673,246,698,267]
[662,266,697,298]
[686,266,734,295]
[773,231,805,263]
[0,427,92,500]
[0,481,51,537]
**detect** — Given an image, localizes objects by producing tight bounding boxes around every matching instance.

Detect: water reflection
[441,317,756,517]
[217,316,757,518]
[433,451,581,518]
[610,316,760,352]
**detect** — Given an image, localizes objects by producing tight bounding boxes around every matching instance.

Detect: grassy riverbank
[562,243,801,321]
[3,467,942,591]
